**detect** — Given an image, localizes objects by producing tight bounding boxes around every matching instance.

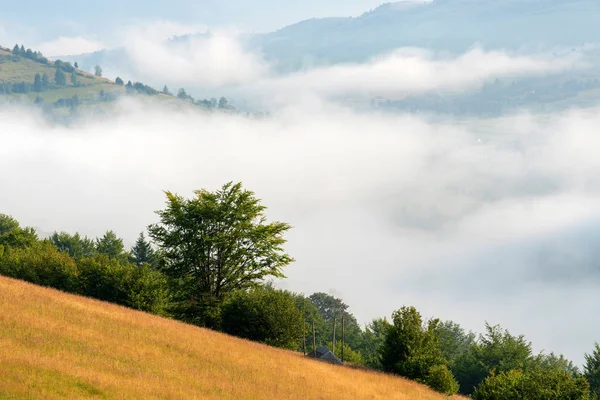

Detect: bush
[473,368,591,400]
[76,255,170,314]
[425,364,459,395]
[221,287,303,349]
[0,243,78,292]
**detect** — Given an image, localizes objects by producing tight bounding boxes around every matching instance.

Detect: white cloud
[120,23,268,88]
[250,48,581,102]
[37,36,105,57]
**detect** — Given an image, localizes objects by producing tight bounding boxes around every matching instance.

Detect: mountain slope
[0,276,465,400]
[0,45,122,105]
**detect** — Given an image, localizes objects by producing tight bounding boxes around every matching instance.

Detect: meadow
[0,276,467,399]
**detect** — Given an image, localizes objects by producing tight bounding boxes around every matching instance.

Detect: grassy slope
[0,46,124,104]
[0,276,466,400]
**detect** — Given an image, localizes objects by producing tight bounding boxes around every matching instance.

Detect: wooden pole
[341,313,345,363]
[302,298,306,356]
[312,320,316,357]
[332,315,337,356]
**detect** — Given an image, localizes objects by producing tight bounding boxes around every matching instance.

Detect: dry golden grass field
[0,276,467,400]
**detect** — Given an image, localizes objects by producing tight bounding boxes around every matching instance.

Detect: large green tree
[148,182,293,327]
[308,292,363,351]
[50,231,96,259]
[33,73,42,92]
[54,68,66,86]
[434,320,476,369]
[358,317,390,369]
[95,231,127,261]
[453,323,533,395]
[0,214,38,248]
[381,306,447,381]
[584,343,600,399]
[130,232,156,267]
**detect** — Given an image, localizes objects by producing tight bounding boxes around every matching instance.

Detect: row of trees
[172,86,233,109]
[1,182,598,398]
[11,44,49,64]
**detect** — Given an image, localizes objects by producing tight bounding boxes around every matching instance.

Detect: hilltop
[0,44,236,117]
[0,276,466,400]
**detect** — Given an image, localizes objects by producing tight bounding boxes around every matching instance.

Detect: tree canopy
[148,182,293,327]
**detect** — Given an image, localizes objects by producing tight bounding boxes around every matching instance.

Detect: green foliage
[220,286,303,349]
[77,254,169,314]
[54,68,66,86]
[434,320,476,368]
[308,292,363,351]
[130,232,156,268]
[94,65,102,77]
[473,368,591,400]
[95,231,127,261]
[0,243,78,292]
[584,343,600,399]
[0,214,38,248]
[115,77,124,85]
[50,231,97,259]
[425,364,459,395]
[41,73,49,90]
[292,293,327,352]
[531,352,580,376]
[148,182,293,327]
[358,317,390,370]
[70,72,77,86]
[381,306,446,383]
[453,323,533,395]
[218,96,229,109]
[33,73,42,92]
[325,340,365,364]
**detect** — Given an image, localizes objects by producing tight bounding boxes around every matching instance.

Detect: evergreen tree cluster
[11,44,49,64]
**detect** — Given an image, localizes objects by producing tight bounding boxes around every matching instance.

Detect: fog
[3,96,600,364]
[3,27,600,365]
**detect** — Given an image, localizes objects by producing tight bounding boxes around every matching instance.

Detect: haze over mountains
[56,0,600,115]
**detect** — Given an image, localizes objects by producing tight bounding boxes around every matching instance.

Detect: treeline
[1,182,599,399]
[10,44,49,64]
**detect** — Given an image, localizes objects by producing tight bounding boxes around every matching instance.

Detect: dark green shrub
[0,243,78,291]
[474,368,591,400]
[425,364,459,395]
[221,287,303,349]
[77,255,169,314]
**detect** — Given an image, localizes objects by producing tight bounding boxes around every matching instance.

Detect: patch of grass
[0,276,467,400]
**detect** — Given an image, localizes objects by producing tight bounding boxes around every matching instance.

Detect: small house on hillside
[306,346,343,365]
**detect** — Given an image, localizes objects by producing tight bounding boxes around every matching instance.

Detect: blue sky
[1,0,385,45]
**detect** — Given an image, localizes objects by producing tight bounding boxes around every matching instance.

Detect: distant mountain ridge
[250,0,600,71]
[62,0,600,75]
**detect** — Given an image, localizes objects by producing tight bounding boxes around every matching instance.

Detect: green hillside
[0,45,125,107]
[0,44,219,119]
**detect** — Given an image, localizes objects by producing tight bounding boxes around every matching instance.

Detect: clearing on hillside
[0,276,467,400]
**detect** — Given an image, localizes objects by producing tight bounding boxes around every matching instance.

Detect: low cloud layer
[251,48,581,101]
[37,36,105,57]
[2,99,600,364]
